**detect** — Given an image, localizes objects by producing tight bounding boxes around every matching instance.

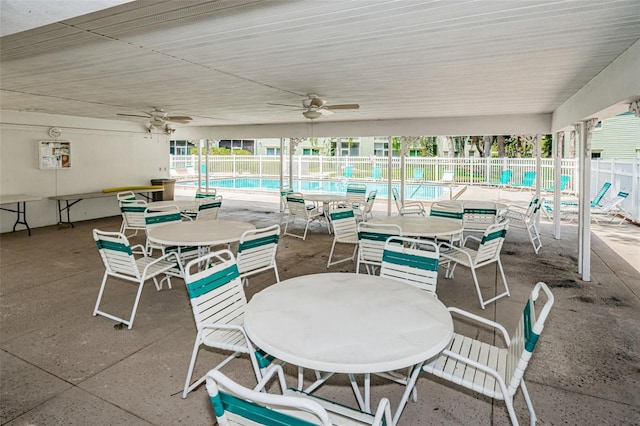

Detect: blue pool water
[183,177,447,201]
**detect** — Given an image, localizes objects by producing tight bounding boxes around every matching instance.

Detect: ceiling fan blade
[117,113,151,118]
[268,102,301,109]
[166,119,191,124]
[166,115,192,121]
[326,104,360,110]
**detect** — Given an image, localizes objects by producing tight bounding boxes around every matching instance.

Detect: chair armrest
[180,213,194,221]
[437,241,474,264]
[448,306,510,344]
[462,234,481,246]
[141,251,184,277]
[130,244,147,254]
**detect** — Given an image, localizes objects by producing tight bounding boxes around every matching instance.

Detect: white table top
[369,216,463,238]
[0,194,42,204]
[147,220,255,247]
[303,193,347,203]
[436,200,509,210]
[146,199,198,212]
[244,273,453,374]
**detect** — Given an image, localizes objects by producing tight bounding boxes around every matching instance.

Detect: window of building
[303,148,321,155]
[266,147,281,156]
[591,150,602,159]
[219,139,255,154]
[170,140,196,155]
[374,142,389,157]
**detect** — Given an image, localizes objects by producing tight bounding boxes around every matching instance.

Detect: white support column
[289,138,303,190]
[387,137,393,216]
[400,138,407,205]
[552,132,563,239]
[577,118,598,282]
[535,134,542,230]
[279,138,285,192]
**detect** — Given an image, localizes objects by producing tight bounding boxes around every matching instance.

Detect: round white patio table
[302,193,348,232]
[147,219,255,248]
[244,272,453,425]
[435,200,509,211]
[369,215,463,239]
[146,199,198,212]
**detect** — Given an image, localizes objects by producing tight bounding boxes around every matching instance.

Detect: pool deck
[1,185,639,425]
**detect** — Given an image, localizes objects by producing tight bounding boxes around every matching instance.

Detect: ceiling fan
[117,107,193,126]
[270,94,359,120]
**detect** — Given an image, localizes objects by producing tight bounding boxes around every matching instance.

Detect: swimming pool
[182,177,448,201]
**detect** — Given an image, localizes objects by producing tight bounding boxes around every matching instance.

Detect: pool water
[183,177,447,201]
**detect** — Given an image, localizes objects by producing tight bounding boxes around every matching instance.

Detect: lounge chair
[511,171,536,190]
[343,165,354,178]
[440,170,454,183]
[412,168,424,181]
[561,190,630,225]
[543,174,570,192]
[489,169,513,188]
[542,181,611,219]
[371,166,382,180]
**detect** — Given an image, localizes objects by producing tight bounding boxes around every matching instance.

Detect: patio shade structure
[1,0,640,281]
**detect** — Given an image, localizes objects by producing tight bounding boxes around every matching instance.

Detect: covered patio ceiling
[1,0,639,138]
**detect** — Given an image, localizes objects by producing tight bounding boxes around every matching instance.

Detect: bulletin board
[39,140,72,170]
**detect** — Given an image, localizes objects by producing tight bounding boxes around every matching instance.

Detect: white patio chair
[116,190,136,202]
[354,190,377,222]
[182,249,274,398]
[462,201,498,234]
[279,187,294,224]
[236,224,281,287]
[283,192,324,240]
[430,201,464,245]
[194,195,222,220]
[327,206,359,268]
[501,195,543,254]
[356,221,402,275]
[438,221,511,309]
[391,187,426,216]
[380,236,440,295]
[143,204,191,256]
[206,365,393,426]
[345,183,367,210]
[92,229,184,329]
[195,187,217,198]
[119,199,147,237]
[423,282,555,426]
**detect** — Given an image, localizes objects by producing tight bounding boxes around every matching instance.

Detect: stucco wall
[1,111,170,233]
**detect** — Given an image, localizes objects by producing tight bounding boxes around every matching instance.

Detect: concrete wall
[0,111,170,233]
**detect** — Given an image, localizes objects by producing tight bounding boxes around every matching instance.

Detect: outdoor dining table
[369,215,464,239]
[244,272,454,425]
[146,219,255,250]
[303,192,348,231]
[145,199,198,213]
[435,199,509,211]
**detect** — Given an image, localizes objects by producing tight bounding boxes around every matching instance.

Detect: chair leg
[518,380,537,425]
[126,281,146,329]
[470,267,487,309]
[327,240,338,268]
[93,272,109,317]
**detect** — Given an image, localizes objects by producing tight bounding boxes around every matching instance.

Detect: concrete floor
[1,186,639,425]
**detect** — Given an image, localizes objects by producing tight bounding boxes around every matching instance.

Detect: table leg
[392,362,424,426]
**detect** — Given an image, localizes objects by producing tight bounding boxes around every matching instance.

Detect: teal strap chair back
[206,365,393,426]
[476,221,508,263]
[346,183,367,207]
[380,236,440,295]
[237,224,281,285]
[413,169,424,181]
[500,169,513,185]
[356,222,402,274]
[343,165,354,178]
[371,166,382,179]
[196,188,217,198]
[591,182,611,207]
[196,195,222,220]
[430,202,463,220]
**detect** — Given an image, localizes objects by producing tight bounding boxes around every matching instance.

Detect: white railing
[170,155,638,221]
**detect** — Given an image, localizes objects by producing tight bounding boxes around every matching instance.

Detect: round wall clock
[49,127,62,138]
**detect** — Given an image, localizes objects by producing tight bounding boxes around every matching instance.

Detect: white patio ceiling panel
[1,0,639,129]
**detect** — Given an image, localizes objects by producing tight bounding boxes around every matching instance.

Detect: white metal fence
[170,155,638,221]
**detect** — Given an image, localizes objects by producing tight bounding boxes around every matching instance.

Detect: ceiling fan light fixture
[303,110,322,120]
